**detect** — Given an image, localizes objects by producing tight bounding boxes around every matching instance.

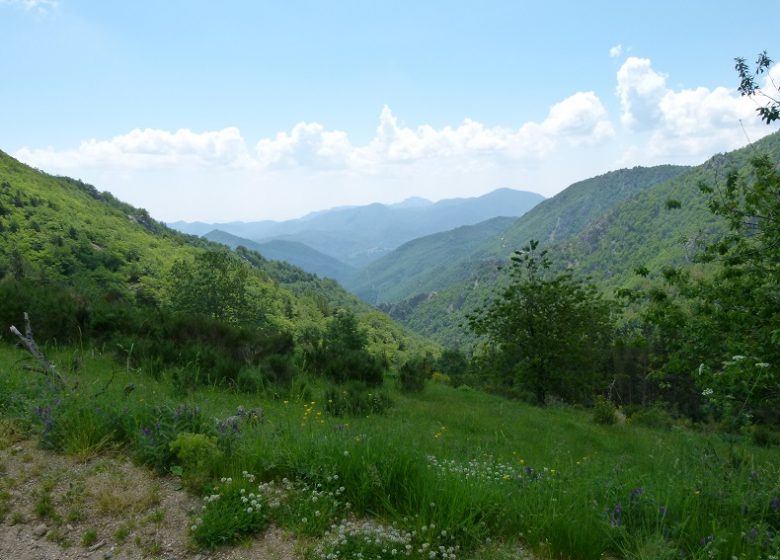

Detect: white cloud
[255,122,353,170]
[0,0,58,13]
[16,94,614,176]
[15,127,250,170]
[616,57,668,129]
[616,56,777,160]
[609,44,623,58]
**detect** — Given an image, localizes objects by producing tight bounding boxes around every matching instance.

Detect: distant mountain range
[203,229,355,284]
[379,131,780,347]
[170,188,544,268]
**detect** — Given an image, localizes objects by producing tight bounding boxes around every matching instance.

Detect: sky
[1,0,778,222]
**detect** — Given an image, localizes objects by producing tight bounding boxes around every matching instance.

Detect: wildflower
[701,388,714,397]
[771,497,779,511]
[610,503,622,528]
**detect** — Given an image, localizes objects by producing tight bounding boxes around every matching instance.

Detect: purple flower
[700,535,714,547]
[629,487,644,501]
[610,503,623,528]
[771,497,780,511]
[747,527,758,543]
[659,505,668,517]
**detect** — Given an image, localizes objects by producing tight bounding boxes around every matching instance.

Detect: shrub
[190,474,269,549]
[398,355,432,394]
[135,404,213,473]
[324,383,393,417]
[305,310,386,387]
[169,432,223,491]
[592,396,617,425]
[629,405,675,431]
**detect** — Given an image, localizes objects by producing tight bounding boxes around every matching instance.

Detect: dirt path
[0,438,300,560]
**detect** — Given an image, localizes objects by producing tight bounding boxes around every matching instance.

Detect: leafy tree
[637,54,780,426]
[304,309,386,386]
[168,249,253,325]
[735,51,779,124]
[468,240,615,404]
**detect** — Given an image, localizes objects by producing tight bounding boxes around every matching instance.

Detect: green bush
[629,405,675,430]
[398,355,432,393]
[135,404,213,473]
[169,432,223,491]
[324,383,393,417]
[190,474,269,549]
[592,396,617,425]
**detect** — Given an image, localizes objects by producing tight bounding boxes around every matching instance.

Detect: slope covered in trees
[0,150,434,386]
[204,229,355,284]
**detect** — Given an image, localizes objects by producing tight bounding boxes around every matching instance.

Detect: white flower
[702,388,714,397]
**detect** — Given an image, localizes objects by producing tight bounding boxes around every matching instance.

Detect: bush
[135,404,213,473]
[169,432,223,491]
[592,396,617,425]
[629,405,675,430]
[324,383,393,417]
[190,474,269,549]
[398,355,432,393]
[305,310,387,387]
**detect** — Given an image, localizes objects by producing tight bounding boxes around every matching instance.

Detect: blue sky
[1,0,778,221]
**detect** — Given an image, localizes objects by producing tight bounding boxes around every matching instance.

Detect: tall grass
[1,343,778,559]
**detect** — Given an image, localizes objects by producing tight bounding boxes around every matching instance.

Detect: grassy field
[1,342,779,560]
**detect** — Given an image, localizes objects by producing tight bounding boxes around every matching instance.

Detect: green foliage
[434,348,470,385]
[398,354,432,393]
[639,152,780,427]
[80,528,97,547]
[628,405,675,431]
[190,475,269,549]
[167,249,254,325]
[169,432,223,491]
[735,51,779,124]
[304,310,387,386]
[592,396,618,425]
[135,404,214,473]
[469,241,615,404]
[323,383,393,417]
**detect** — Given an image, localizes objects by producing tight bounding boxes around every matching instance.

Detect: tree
[735,51,779,125]
[168,249,253,325]
[304,309,386,386]
[637,53,780,426]
[468,241,615,404]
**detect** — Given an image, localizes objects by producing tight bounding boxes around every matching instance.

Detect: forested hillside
[0,150,434,382]
[383,133,780,347]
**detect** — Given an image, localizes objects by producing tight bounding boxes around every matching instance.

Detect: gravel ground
[0,437,300,560]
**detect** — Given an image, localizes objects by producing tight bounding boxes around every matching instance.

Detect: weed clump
[592,396,617,425]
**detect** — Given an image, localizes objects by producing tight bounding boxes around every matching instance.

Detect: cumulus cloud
[15,127,250,170]
[17,92,614,177]
[609,44,623,58]
[616,57,668,129]
[255,122,353,170]
[616,56,778,160]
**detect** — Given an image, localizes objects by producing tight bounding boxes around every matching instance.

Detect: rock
[32,523,48,538]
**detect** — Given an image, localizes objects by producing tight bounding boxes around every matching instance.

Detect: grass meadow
[1,343,779,560]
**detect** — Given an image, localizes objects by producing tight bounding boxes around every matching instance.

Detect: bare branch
[9,313,65,387]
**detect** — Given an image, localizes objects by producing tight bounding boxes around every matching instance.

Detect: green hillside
[0,150,433,366]
[204,229,355,283]
[352,165,687,309]
[344,216,517,304]
[384,133,780,346]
